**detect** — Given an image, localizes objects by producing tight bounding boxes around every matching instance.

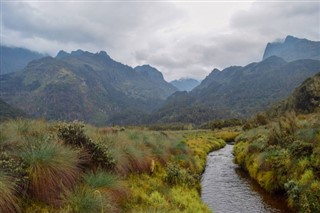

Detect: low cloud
[2,1,319,81]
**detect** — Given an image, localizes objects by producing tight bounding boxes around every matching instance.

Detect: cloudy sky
[2,1,319,81]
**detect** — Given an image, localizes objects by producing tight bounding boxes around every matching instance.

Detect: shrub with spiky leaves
[20,140,81,206]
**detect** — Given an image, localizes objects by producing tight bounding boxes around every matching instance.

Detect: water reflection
[201,144,292,213]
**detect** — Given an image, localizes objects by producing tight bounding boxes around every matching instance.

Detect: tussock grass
[0,119,227,212]
[234,112,320,212]
[20,140,81,205]
[63,186,115,213]
[0,172,20,213]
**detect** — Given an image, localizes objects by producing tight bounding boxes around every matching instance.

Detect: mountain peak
[134,65,164,81]
[263,35,320,61]
[97,50,110,59]
[285,35,298,42]
[56,50,69,59]
[70,49,84,56]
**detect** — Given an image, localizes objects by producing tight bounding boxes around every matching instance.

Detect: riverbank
[202,144,291,213]
[233,113,320,212]
[0,119,228,212]
[125,131,226,212]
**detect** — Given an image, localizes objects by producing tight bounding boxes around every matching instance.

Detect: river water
[201,144,292,213]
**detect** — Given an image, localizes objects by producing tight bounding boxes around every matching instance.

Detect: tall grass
[234,112,320,212]
[0,119,227,212]
[0,172,20,213]
[63,186,115,213]
[20,140,81,205]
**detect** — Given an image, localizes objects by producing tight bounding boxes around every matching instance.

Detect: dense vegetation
[0,50,177,126]
[1,36,319,126]
[234,112,320,212]
[150,57,320,124]
[233,73,320,212]
[0,119,227,212]
[0,98,26,120]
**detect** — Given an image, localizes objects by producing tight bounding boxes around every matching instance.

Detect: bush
[288,140,313,157]
[57,121,115,170]
[0,152,28,188]
[268,112,298,146]
[165,163,198,187]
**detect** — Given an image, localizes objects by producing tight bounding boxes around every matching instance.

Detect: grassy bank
[0,119,226,212]
[233,113,320,212]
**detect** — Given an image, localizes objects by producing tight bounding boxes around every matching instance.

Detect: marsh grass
[0,119,227,212]
[20,140,81,205]
[63,186,115,213]
[0,172,20,213]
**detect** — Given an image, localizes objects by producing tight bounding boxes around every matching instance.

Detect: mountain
[262,35,320,61]
[149,57,320,124]
[170,78,200,91]
[0,50,177,125]
[0,98,26,120]
[288,72,320,113]
[0,45,46,74]
[270,72,320,115]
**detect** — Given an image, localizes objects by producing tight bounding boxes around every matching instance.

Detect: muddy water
[201,144,292,213]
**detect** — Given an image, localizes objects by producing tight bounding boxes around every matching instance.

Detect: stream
[201,144,292,213]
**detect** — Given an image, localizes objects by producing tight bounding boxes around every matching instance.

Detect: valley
[0,34,319,212]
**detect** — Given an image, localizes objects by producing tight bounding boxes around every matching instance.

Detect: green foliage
[234,112,320,211]
[63,187,114,213]
[0,98,25,121]
[84,171,119,190]
[0,151,28,189]
[0,119,225,212]
[165,163,198,187]
[58,121,115,169]
[200,118,242,130]
[268,112,298,146]
[214,131,240,142]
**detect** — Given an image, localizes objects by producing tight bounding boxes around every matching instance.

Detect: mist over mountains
[0,46,46,74]
[0,35,319,125]
[170,78,200,92]
[263,35,320,62]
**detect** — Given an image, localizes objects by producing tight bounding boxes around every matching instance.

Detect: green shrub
[0,152,28,188]
[57,121,115,170]
[165,163,198,187]
[288,140,313,157]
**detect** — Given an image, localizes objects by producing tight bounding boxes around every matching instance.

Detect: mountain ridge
[0,49,177,125]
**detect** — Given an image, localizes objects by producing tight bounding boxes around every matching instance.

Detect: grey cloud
[2,1,319,81]
[230,2,320,40]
